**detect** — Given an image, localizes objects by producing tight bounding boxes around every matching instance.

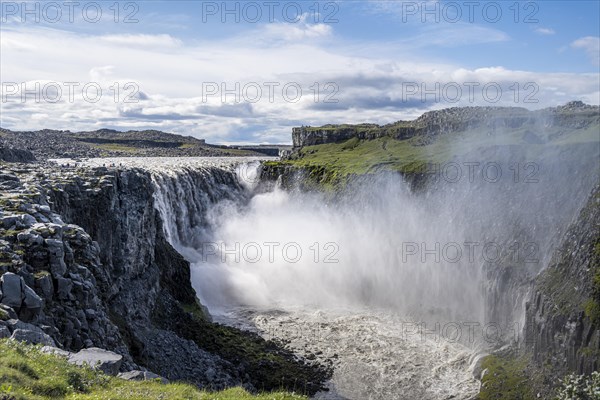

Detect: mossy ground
[0,339,307,400]
[478,354,535,400]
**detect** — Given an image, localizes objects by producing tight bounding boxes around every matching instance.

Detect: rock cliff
[291,101,599,149]
[524,184,600,395]
[0,160,328,394]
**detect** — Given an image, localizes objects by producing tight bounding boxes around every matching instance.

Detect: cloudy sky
[1,1,599,144]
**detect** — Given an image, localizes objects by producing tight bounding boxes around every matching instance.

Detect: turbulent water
[216,308,480,399]
[52,155,597,399]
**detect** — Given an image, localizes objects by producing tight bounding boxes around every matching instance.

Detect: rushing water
[215,307,480,399]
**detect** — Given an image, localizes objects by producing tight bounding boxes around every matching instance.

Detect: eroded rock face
[0,162,246,389]
[0,200,129,360]
[524,185,600,396]
[0,272,23,308]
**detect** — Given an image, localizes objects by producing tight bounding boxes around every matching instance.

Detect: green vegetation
[555,371,600,400]
[0,339,307,400]
[33,271,51,279]
[91,143,141,154]
[478,354,535,400]
[272,108,600,191]
[180,301,209,323]
[271,114,600,191]
[1,230,21,237]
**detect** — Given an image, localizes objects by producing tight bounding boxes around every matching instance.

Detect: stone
[68,348,123,376]
[22,284,43,309]
[1,215,19,229]
[0,146,36,163]
[0,173,19,182]
[38,205,51,214]
[40,346,72,358]
[56,277,73,299]
[46,239,67,277]
[118,370,169,384]
[17,231,43,246]
[0,326,10,338]
[35,274,54,301]
[14,214,37,229]
[0,272,22,308]
[0,304,17,319]
[10,328,56,346]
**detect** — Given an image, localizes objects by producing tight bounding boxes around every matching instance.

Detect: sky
[1,0,599,144]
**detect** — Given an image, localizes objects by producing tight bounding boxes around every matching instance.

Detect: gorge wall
[524,184,600,396]
[0,160,328,394]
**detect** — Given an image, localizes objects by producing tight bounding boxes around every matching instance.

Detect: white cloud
[535,27,555,35]
[571,36,600,66]
[0,24,598,144]
[98,34,182,48]
[262,21,332,41]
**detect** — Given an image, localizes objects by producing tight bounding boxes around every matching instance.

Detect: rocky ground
[0,128,270,159]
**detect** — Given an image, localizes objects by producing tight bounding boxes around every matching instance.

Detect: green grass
[272,117,600,191]
[90,143,141,153]
[478,354,535,400]
[0,339,307,400]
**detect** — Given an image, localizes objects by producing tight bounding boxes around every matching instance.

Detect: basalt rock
[524,184,600,396]
[0,146,36,163]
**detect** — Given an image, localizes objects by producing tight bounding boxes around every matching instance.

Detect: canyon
[0,103,598,399]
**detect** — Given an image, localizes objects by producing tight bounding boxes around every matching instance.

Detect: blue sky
[1,1,599,144]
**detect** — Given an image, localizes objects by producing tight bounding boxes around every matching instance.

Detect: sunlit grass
[0,339,307,400]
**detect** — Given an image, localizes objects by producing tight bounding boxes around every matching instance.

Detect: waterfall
[151,161,249,246]
[142,151,596,399]
[147,148,597,346]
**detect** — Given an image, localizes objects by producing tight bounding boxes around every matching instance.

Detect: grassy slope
[287,119,598,174]
[478,354,536,400]
[270,116,599,189]
[0,340,307,400]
